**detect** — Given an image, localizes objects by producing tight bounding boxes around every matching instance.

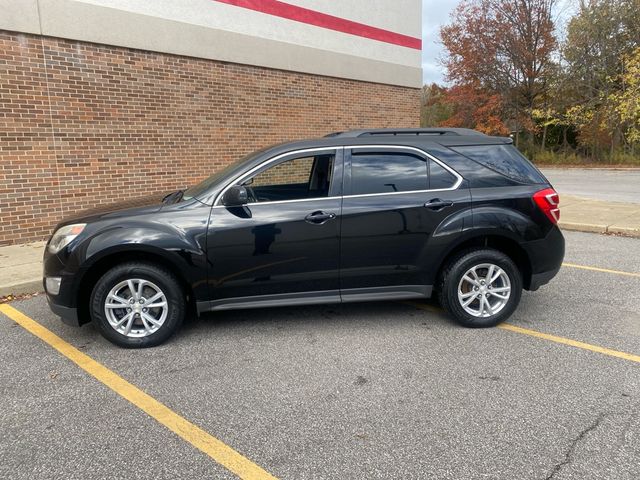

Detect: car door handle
[305,211,336,224]
[424,199,454,210]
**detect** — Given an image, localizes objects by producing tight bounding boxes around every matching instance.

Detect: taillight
[533,188,560,224]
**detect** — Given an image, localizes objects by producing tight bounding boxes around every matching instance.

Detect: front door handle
[305,211,336,225]
[424,198,454,211]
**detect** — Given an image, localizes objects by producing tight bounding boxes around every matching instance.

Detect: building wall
[0,0,422,88]
[0,31,420,245]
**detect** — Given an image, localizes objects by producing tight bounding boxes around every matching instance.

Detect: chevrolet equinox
[43,128,565,347]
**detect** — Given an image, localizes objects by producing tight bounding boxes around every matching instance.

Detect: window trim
[213,145,463,207]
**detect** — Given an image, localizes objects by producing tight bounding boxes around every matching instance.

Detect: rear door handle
[305,211,336,225]
[424,198,454,211]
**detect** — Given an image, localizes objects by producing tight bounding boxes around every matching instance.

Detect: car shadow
[179,297,452,339]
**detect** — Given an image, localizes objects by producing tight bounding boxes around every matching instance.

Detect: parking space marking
[405,302,640,364]
[0,304,278,480]
[498,323,640,364]
[562,262,640,278]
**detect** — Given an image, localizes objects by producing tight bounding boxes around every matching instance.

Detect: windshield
[182,148,267,201]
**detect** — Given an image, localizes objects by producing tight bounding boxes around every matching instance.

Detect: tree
[440,84,510,135]
[420,83,453,127]
[562,0,640,155]
[611,47,640,146]
[440,0,557,139]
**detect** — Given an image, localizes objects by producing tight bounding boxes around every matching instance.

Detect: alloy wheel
[457,263,511,318]
[104,278,168,337]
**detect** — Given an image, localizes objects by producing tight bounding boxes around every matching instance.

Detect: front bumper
[47,294,80,326]
[43,246,87,327]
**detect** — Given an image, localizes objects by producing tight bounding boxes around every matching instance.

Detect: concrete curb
[0,279,43,297]
[559,222,640,238]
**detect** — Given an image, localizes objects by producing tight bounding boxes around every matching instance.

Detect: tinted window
[243,153,334,203]
[451,144,546,184]
[429,160,457,189]
[350,153,427,195]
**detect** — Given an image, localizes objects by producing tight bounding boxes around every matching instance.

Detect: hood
[57,193,167,226]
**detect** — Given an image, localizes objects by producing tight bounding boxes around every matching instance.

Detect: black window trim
[344,145,462,198]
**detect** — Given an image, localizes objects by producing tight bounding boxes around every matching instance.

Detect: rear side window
[451,144,546,184]
[350,152,427,195]
[429,160,458,189]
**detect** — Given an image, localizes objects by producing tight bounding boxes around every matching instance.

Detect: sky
[421,0,459,85]
[421,0,578,86]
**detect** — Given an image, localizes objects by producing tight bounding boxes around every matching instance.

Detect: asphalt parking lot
[1,230,639,480]
[541,168,640,204]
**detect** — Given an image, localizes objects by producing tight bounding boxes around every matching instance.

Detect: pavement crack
[544,412,606,480]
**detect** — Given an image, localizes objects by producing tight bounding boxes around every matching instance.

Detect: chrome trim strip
[213,144,463,207]
[212,196,342,208]
[341,186,459,200]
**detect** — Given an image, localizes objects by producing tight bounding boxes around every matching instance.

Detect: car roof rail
[324,128,486,138]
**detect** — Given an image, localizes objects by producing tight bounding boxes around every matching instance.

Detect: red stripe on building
[215,0,422,50]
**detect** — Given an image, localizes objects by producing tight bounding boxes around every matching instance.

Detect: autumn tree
[440,0,557,143]
[420,83,453,127]
[441,84,510,135]
[562,0,640,156]
[611,47,640,148]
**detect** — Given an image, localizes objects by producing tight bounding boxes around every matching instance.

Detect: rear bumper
[523,226,565,290]
[47,295,81,327]
[528,265,561,291]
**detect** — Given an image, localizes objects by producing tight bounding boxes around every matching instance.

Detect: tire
[90,262,185,348]
[438,248,522,328]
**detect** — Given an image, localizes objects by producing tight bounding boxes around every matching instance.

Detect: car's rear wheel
[438,248,522,328]
[90,262,185,348]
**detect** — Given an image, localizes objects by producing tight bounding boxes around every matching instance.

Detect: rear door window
[450,144,546,184]
[350,152,428,195]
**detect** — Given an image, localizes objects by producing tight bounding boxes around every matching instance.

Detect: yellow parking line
[405,302,640,364]
[562,262,640,278]
[0,304,278,480]
[498,323,640,364]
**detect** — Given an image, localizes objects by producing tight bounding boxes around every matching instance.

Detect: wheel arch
[434,232,533,291]
[75,248,196,325]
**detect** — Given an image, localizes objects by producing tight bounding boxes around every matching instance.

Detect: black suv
[44,128,564,347]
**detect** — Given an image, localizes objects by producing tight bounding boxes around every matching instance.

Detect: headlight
[48,224,86,253]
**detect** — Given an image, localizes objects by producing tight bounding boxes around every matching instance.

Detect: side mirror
[222,185,248,206]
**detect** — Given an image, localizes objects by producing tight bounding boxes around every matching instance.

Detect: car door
[339,146,470,300]
[205,148,343,309]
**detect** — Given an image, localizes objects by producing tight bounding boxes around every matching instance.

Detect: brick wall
[252,156,316,186]
[0,31,420,246]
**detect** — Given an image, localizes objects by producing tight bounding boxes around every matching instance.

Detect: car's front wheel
[439,248,522,328]
[90,262,185,348]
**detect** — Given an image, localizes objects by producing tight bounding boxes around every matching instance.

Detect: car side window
[450,144,546,184]
[350,152,428,195]
[429,159,458,189]
[243,153,334,203]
